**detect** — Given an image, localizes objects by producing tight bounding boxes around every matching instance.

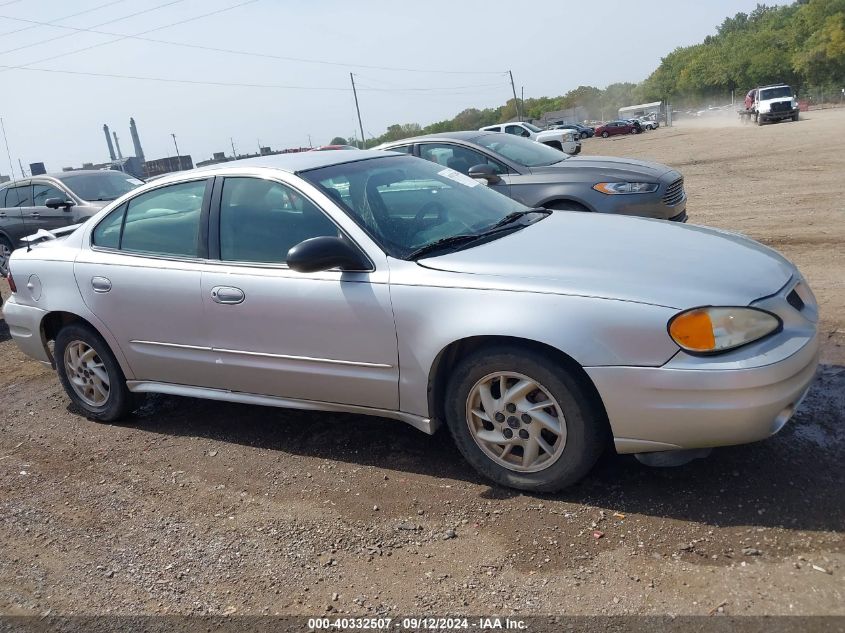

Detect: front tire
[601,131,609,138]
[55,323,134,422]
[444,345,607,492]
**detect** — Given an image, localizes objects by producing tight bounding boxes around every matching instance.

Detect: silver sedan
[2,151,818,492]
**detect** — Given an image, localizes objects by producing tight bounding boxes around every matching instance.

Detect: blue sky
[0,0,788,173]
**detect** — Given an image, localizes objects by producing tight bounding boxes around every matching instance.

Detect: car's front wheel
[444,346,607,492]
[55,323,135,422]
[601,131,609,138]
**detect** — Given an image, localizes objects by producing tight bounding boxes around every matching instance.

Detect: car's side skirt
[126,380,438,435]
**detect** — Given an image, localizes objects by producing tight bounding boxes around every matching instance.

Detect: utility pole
[521,86,525,122]
[350,73,366,149]
[1,117,15,179]
[230,137,237,159]
[307,134,313,148]
[508,70,520,121]
[171,133,181,171]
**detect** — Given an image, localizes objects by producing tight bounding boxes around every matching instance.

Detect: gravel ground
[0,109,843,618]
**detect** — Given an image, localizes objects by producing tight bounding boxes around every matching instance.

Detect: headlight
[668,307,781,354]
[592,182,659,194]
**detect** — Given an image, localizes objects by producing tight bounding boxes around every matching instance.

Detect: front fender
[388,260,679,417]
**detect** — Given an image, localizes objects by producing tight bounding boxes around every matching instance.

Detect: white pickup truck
[743,84,800,125]
[479,121,581,155]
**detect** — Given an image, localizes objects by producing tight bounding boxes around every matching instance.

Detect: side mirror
[45,198,74,210]
[286,236,369,273]
[468,164,501,185]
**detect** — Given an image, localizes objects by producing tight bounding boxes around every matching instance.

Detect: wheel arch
[541,140,563,151]
[39,310,133,378]
[539,197,594,213]
[427,335,610,436]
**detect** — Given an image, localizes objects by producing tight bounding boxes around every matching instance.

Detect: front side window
[92,180,206,257]
[32,183,67,206]
[419,143,507,176]
[474,133,569,167]
[302,155,529,259]
[387,145,413,154]
[219,177,339,264]
[505,125,530,137]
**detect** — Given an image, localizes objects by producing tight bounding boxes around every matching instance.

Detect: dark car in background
[595,120,635,137]
[0,170,143,276]
[549,122,594,138]
[376,132,687,222]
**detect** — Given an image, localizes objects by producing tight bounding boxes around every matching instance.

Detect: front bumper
[2,297,51,364]
[586,330,819,454]
[760,108,799,121]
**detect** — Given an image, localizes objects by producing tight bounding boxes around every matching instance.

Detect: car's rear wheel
[580,131,588,139]
[601,131,609,138]
[444,345,606,492]
[0,235,12,278]
[55,323,135,422]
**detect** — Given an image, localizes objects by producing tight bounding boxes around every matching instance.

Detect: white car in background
[480,122,581,155]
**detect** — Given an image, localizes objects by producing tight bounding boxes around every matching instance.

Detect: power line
[0,10,506,75]
[0,0,188,58]
[0,0,260,79]
[0,0,129,38]
[0,62,511,92]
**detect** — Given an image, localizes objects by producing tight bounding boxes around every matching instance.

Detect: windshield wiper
[489,208,549,229]
[408,209,549,260]
[407,234,482,260]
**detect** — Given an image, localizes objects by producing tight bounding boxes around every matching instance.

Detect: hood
[418,212,795,309]
[530,155,673,181]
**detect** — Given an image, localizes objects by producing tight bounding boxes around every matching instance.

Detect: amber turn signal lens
[669,309,716,352]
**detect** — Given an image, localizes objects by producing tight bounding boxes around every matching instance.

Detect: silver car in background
[2,151,817,492]
[378,132,687,221]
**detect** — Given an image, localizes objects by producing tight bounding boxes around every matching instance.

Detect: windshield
[474,133,569,167]
[59,171,144,202]
[759,86,793,100]
[523,123,543,133]
[302,155,531,259]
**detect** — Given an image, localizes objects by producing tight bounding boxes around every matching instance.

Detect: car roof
[191,149,393,176]
[377,131,487,147]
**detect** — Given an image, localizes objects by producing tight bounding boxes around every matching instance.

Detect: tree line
[331,0,844,148]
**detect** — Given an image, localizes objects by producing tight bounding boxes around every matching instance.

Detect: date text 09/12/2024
[307,617,528,630]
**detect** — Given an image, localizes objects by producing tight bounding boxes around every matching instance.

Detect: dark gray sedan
[377,132,687,222]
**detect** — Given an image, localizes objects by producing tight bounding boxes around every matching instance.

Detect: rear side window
[92,202,127,249]
[388,145,413,154]
[91,180,207,257]
[4,185,31,207]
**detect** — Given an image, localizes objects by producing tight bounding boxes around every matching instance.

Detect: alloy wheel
[64,340,111,407]
[0,242,10,278]
[465,371,567,473]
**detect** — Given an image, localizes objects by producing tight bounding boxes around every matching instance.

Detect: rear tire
[55,323,135,422]
[0,235,12,278]
[443,345,607,492]
[580,131,588,139]
[601,131,609,138]
[757,114,765,126]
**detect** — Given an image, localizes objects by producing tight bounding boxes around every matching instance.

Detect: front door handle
[30,212,40,218]
[211,286,245,305]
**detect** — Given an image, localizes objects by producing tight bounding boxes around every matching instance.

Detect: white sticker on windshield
[438,167,479,188]
[126,178,143,185]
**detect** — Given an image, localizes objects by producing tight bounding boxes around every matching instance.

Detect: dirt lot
[1,109,843,619]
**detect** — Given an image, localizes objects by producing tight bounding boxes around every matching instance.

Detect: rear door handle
[0,212,6,218]
[211,286,245,305]
[91,276,112,293]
